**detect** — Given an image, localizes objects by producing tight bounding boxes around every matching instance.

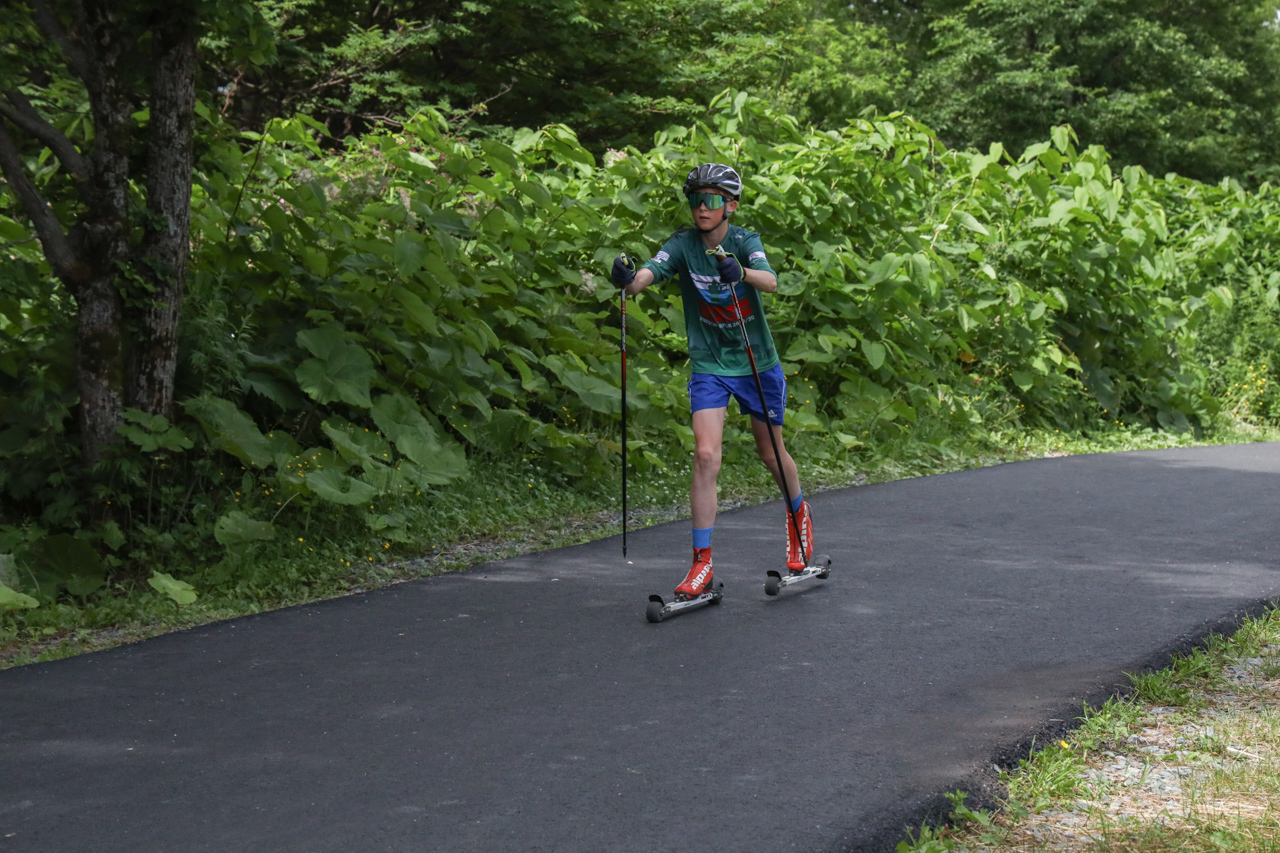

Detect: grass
[2,415,1278,670]
[896,607,1280,853]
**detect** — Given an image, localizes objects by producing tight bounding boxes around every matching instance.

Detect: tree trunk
[128,10,198,417]
[73,272,126,463]
[73,2,136,463]
[9,2,200,465]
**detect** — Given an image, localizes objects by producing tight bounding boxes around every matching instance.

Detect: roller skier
[610,164,818,614]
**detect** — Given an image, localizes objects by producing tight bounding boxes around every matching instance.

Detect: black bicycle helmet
[682,163,743,200]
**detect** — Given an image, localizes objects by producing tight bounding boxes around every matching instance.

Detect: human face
[688,188,736,231]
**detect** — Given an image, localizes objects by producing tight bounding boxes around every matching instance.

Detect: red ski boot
[674,547,714,600]
[785,501,814,572]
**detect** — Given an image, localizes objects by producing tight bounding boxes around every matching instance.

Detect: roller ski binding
[646,548,724,623]
[765,501,831,596]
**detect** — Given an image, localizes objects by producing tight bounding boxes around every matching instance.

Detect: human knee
[694,444,722,472]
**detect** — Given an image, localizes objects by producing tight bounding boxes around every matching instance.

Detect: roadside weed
[1004,739,1086,816]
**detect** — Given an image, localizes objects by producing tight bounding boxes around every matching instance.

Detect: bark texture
[128,11,198,418]
[72,1,135,463]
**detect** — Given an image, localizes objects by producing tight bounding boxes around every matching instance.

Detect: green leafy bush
[0,91,1260,611]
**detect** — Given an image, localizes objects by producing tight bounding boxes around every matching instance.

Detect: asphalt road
[3,444,1279,852]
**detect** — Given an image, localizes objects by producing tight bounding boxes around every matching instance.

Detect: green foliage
[1127,646,1217,707]
[1073,696,1143,751]
[0,582,38,613]
[202,1,1280,188]
[118,411,196,454]
[907,0,1280,185]
[1173,179,1280,424]
[17,534,105,601]
[1003,738,1084,814]
[222,0,906,150]
[0,87,1267,616]
[147,571,199,606]
[213,511,275,548]
[895,824,957,853]
[892,791,1000,853]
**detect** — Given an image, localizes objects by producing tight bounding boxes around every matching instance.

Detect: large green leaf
[360,461,408,494]
[0,578,36,612]
[322,416,393,467]
[952,210,990,236]
[400,455,468,488]
[0,582,38,611]
[391,285,438,334]
[295,326,376,409]
[148,571,198,606]
[214,511,276,548]
[184,396,275,468]
[370,393,468,483]
[861,339,887,370]
[560,370,621,414]
[21,534,104,599]
[117,409,194,453]
[305,468,381,505]
[393,232,428,277]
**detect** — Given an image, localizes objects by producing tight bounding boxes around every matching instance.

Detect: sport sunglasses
[686,192,726,210]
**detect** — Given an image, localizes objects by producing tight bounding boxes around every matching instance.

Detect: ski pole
[709,245,809,566]
[619,254,635,557]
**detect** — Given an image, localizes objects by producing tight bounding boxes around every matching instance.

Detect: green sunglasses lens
[688,192,725,210]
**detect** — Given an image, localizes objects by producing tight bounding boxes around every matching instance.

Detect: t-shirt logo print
[691,271,732,305]
[692,272,753,328]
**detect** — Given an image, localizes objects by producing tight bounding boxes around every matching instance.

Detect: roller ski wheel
[645,579,725,623]
[765,554,832,597]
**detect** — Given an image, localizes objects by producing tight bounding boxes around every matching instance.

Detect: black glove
[611,255,636,289]
[717,253,742,285]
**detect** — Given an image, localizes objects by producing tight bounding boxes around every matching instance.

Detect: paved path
[3,444,1280,852]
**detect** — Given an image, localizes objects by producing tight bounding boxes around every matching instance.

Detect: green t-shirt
[640,225,780,377]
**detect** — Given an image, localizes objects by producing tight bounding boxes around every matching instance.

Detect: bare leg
[751,417,801,502]
[690,407,727,529]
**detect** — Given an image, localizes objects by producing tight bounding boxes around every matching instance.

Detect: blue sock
[692,526,713,550]
[788,491,803,513]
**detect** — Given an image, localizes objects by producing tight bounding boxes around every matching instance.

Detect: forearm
[624,268,655,296]
[744,267,777,294]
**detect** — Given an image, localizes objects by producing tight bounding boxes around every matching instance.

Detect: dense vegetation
[2,1,1280,642]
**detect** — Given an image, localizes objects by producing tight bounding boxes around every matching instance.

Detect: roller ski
[765,500,832,596]
[646,548,724,623]
[765,555,832,596]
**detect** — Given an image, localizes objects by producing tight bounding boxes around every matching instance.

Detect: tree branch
[0,89,88,178]
[448,84,513,126]
[28,0,92,83]
[0,119,84,287]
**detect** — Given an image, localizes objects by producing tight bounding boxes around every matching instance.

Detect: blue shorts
[688,365,787,426]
